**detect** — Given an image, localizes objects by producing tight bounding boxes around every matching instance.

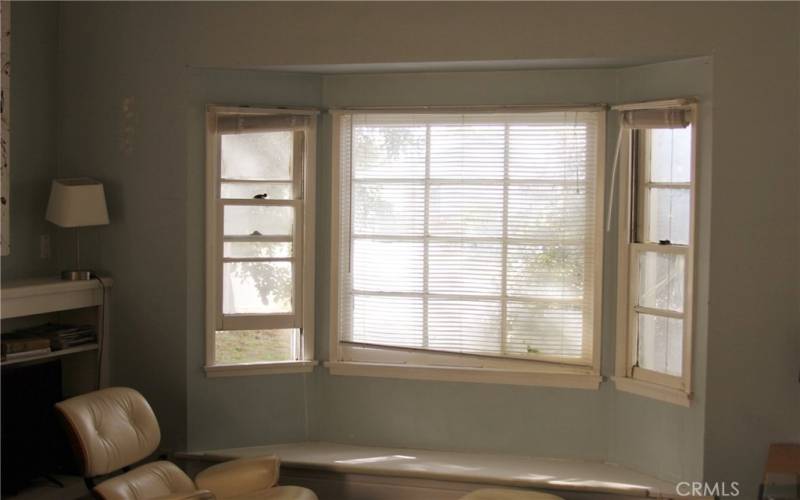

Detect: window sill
[612,376,692,407]
[205,360,317,378]
[325,361,602,389]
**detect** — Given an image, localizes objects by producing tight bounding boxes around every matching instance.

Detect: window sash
[215,164,305,331]
[334,110,604,368]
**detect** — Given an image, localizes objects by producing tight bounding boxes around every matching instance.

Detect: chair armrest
[195,456,280,498]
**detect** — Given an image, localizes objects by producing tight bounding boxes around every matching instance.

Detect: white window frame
[327,106,606,389]
[613,99,698,406]
[205,105,318,377]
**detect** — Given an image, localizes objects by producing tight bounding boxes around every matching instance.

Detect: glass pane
[430,124,505,179]
[223,261,293,314]
[215,329,296,364]
[506,244,584,300]
[353,182,424,236]
[428,299,501,355]
[638,251,685,312]
[637,314,683,376]
[429,242,502,296]
[506,302,584,359]
[646,188,690,245]
[221,182,293,200]
[223,205,293,237]
[508,185,589,241]
[352,239,423,293]
[429,184,504,237]
[221,131,293,181]
[351,295,423,347]
[648,126,692,183]
[223,242,292,258]
[352,125,426,179]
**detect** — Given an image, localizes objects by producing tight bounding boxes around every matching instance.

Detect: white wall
[52,3,799,496]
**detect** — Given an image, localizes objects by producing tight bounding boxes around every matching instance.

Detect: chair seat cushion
[223,485,318,500]
[460,488,564,500]
[93,461,199,500]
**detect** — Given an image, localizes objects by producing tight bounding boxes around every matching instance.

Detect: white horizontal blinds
[338,111,600,365]
[629,109,693,378]
[217,112,304,331]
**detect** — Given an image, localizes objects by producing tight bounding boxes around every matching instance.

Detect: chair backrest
[55,387,161,477]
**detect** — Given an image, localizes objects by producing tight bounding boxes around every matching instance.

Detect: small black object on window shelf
[254,193,268,199]
[658,239,671,245]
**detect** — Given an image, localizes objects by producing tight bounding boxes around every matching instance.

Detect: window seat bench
[175,442,679,500]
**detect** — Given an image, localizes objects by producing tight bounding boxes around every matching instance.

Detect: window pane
[648,127,692,183]
[506,302,584,359]
[509,123,589,181]
[637,314,682,376]
[429,242,502,296]
[506,244,584,300]
[430,124,505,179]
[508,185,589,241]
[223,242,292,258]
[646,188,690,245]
[221,182,293,200]
[428,299,501,355]
[429,184,504,237]
[221,131,293,181]
[223,261,293,314]
[353,182,424,236]
[215,329,296,364]
[352,295,423,347]
[352,124,426,179]
[638,251,685,312]
[353,239,423,293]
[223,205,294,237]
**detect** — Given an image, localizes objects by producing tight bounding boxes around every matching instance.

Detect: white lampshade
[46,178,110,228]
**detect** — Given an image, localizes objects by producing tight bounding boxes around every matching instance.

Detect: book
[2,333,52,355]
[1,323,96,354]
[2,347,52,360]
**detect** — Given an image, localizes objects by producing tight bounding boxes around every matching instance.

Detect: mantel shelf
[1,276,112,319]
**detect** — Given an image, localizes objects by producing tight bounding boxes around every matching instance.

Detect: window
[205,106,317,375]
[613,99,697,404]
[329,108,605,386]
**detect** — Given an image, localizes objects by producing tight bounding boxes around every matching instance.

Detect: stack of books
[1,332,52,361]
[1,323,97,361]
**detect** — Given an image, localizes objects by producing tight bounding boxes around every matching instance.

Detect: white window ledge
[205,360,317,378]
[325,361,602,389]
[612,376,692,407]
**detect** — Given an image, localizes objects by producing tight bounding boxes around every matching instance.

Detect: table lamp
[45,178,109,280]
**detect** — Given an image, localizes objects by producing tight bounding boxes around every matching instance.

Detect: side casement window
[614,99,697,404]
[205,106,317,376]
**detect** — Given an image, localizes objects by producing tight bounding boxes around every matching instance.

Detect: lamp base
[60,270,93,281]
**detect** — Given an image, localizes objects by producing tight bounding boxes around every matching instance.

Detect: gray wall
[311,61,710,484]
[184,68,321,450]
[0,2,59,280]
[47,2,799,497]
